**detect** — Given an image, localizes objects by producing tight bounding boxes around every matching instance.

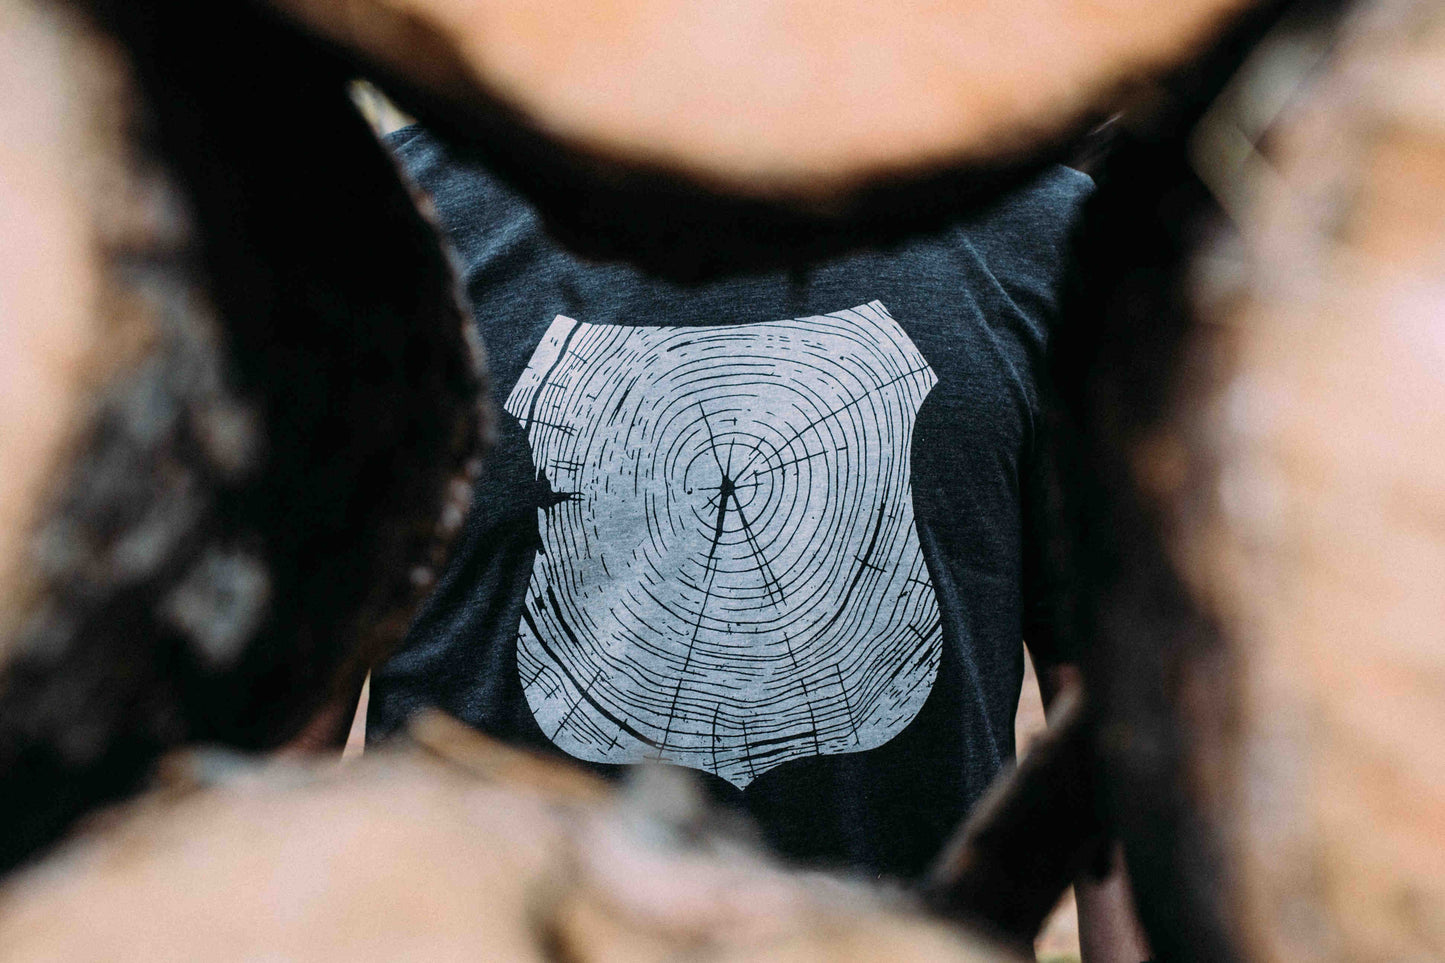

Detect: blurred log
[256,0,1262,277]
[1056,0,1445,959]
[0,715,1018,962]
[0,0,486,872]
[1184,2,1445,957]
[262,0,1254,201]
[0,0,132,673]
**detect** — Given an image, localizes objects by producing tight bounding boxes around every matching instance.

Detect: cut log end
[263,0,1257,202]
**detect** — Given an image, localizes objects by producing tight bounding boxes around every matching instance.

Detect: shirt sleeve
[1020,384,1079,668]
[1019,167,1094,668]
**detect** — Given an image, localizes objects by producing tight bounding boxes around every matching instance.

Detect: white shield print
[504,301,940,788]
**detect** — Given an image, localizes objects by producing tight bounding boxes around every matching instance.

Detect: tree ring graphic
[505,301,941,788]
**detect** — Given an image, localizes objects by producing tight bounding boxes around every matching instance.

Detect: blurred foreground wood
[1060,0,1445,959]
[1015,658,1083,963]
[0,0,143,675]
[256,0,1262,276]
[0,715,1016,963]
[1187,1,1445,957]
[263,0,1253,202]
[0,0,485,871]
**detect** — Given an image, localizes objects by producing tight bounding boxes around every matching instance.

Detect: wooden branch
[923,691,1104,951]
[1177,1,1445,957]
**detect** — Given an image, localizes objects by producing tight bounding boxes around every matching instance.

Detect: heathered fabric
[370,125,1091,880]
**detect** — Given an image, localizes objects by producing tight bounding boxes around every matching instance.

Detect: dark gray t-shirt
[370,125,1091,880]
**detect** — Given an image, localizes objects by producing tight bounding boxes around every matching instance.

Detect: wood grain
[1183,2,1445,957]
[0,0,486,871]
[0,725,1018,962]
[262,0,1255,204]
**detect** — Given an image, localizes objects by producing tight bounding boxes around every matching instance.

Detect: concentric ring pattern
[504,301,940,788]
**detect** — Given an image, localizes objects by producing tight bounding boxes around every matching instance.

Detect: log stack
[5,0,1445,960]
